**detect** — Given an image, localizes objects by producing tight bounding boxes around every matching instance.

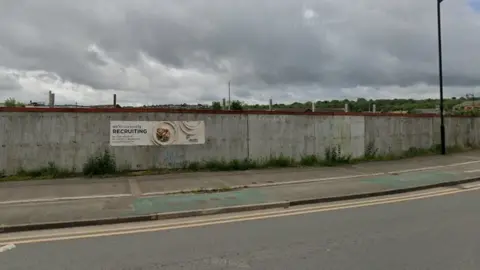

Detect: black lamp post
[437,0,446,155]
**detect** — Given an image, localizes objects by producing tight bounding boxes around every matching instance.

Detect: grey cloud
[0,74,21,91]
[0,0,479,103]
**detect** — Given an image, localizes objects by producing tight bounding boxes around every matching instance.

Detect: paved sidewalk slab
[0,179,131,202]
[0,197,134,226]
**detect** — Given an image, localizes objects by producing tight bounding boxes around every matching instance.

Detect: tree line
[2,96,475,114]
[212,97,472,113]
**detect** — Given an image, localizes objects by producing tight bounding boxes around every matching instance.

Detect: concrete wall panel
[1,113,77,174]
[314,116,365,158]
[445,117,480,147]
[247,114,316,161]
[364,116,435,155]
[347,116,366,158]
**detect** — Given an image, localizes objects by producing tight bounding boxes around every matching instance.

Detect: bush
[82,149,117,176]
[229,158,258,170]
[186,162,201,171]
[300,155,320,166]
[203,160,229,171]
[323,145,352,166]
[265,155,294,167]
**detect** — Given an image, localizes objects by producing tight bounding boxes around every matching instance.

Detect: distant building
[22,100,122,109]
[90,104,121,108]
[25,101,47,108]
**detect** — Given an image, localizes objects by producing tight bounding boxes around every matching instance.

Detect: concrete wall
[107,112,249,170]
[0,110,479,174]
[444,117,480,148]
[364,116,437,155]
[0,112,249,174]
[247,115,365,160]
[364,116,480,155]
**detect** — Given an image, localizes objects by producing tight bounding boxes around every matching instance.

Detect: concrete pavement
[1,151,480,230]
[1,186,480,269]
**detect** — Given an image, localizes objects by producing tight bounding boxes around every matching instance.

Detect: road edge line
[0,194,132,206]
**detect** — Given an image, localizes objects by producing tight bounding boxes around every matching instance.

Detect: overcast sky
[1,0,480,106]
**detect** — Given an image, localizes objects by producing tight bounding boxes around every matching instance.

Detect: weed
[189,187,239,194]
[118,163,132,173]
[228,159,242,170]
[265,155,293,167]
[203,159,229,171]
[14,162,73,179]
[187,162,201,171]
[402,147,431,158]
[323,145,352,166]
[300,155,320,166]
[364,141,378,160]
[241,158,259,170]
[2,142,476,182]
[446,144,465,153]
[82,149,117,176]
[228,159,256,171]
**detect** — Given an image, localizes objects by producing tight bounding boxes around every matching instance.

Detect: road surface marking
[128,179,142,196]
[459,182,480,189]
[2,160,478,203]
[464,169,480,173]
[457,155,480,160]
[209,257,251,269]
[0,188,467,243]
[144,160,480,196]
[388,160,480,174]
[2,185,479,246]
[0,243,15,253]
[142,173,387,196]
[1,188,456,243]
[0,194,132,206]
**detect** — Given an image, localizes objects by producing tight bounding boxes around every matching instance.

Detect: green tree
[212,101,222,110]
[238,97,467,113]
[4,98,24,107]
[230,100,243,111]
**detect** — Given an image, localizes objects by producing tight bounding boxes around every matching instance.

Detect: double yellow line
[0,185,477,246]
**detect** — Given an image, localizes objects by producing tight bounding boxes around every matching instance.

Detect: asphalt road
[1,188,480,270]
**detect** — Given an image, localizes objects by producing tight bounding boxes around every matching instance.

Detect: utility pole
[228,81,231,110]
[437,0,446,155]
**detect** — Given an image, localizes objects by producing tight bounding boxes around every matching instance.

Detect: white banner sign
[110,121,205,146]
